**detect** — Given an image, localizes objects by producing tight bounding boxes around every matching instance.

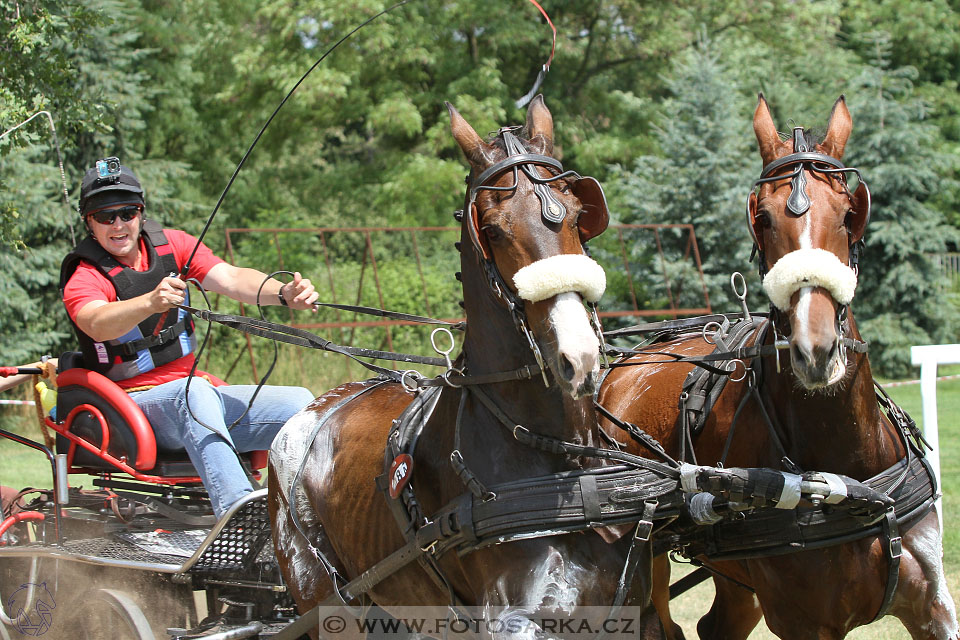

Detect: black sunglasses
[88,205,141,225]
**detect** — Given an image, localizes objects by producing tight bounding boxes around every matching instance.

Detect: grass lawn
[1,375,958,638]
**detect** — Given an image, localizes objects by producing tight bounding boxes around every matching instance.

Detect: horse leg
[650,554,685,640]
[887,510,960,640]
[696,565,762,640]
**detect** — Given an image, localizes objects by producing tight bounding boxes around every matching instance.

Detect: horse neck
[762,312,905,476]
[456,241,598,450]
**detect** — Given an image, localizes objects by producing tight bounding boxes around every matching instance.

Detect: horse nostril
[560,355,575,382]
[579,371,597,397]
[790,343,804,364]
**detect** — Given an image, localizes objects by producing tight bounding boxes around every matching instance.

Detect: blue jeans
[129,378,314,518]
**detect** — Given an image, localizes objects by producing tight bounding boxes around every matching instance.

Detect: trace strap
[180,304,446,370]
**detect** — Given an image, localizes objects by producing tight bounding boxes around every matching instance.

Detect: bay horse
[598,95,958,639]
[268,96,654,638]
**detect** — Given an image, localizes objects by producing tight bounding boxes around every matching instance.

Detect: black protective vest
[59,220,196,381]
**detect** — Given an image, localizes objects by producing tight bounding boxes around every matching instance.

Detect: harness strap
[604,500,657,626]
[467,385,680,479]
[603,314,757,339]
[593,400,678,467]
[186,305,441,369]
[872,507,902,622]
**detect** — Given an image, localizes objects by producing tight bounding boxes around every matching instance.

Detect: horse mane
[777,127,824,148]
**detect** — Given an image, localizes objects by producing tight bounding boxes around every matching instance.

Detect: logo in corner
[7,582,56,636]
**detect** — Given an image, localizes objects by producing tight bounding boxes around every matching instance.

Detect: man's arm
[74,277,188,342]
[201,263,318,310]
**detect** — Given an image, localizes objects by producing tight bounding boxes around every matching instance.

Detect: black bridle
[745,127,872,361]
[463,128,610,380]
[747,126,872,280]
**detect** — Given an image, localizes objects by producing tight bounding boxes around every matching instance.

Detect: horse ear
[822,95,852,160]
[753,94,780,165]
[447,102,496,168]
[524,94,554,156]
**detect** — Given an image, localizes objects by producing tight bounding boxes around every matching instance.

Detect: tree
[845,32,960,376]
[606,33,757,316]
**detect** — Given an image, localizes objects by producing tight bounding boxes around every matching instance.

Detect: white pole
[910,344,960,532]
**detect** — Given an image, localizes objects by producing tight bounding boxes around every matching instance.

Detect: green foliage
[606,34,757,317]
[845,33,960,376]
[0,0,102,247]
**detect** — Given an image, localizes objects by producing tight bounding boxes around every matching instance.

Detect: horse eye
[482,225,503,242]
[558,183,571,194]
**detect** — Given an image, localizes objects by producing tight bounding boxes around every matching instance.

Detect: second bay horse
[599,96,957,639]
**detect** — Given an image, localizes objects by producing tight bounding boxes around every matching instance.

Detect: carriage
[0,95,951,640]
[0,359,294,640]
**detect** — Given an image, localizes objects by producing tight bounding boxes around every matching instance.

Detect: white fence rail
[911,343,960,530]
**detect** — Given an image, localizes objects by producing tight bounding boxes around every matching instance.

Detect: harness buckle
[888,536,903,560]
[634,500,658,542]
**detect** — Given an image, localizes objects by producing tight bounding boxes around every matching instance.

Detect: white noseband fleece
[763,248,857,311]
[512,254,607,303]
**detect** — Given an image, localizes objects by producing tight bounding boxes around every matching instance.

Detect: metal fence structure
[935,253,960,290]
[216,224,712,385]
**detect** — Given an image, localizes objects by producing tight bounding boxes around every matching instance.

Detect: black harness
[268,134,898,637]
[602,307,935,621]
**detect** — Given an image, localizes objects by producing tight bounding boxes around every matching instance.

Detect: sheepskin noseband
[512,254,607,303]
[763,248,857,311]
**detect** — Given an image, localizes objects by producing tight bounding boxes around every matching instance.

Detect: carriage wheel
[79,588,156,640]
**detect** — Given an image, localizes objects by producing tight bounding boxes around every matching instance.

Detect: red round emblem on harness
[388,454,413,499]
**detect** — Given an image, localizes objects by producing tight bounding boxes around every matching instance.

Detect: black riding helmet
[77,160,145,218]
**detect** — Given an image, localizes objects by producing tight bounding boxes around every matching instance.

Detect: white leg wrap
[763,248,857,311]
[512,254,606,303]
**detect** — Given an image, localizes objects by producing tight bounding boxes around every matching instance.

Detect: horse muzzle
[513,255,605,398]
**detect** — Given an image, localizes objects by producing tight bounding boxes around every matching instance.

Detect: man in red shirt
[61,159,317,518]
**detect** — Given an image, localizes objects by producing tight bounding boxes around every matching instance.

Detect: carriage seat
[52,353,266,482]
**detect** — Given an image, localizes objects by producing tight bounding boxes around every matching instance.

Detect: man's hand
[149,276,187,312]
[280,272,319,312]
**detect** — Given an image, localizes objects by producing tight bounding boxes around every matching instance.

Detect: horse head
[447,96,609,399]
[748,95,871,390]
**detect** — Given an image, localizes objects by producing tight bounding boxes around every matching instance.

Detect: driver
[60,158,318,518]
